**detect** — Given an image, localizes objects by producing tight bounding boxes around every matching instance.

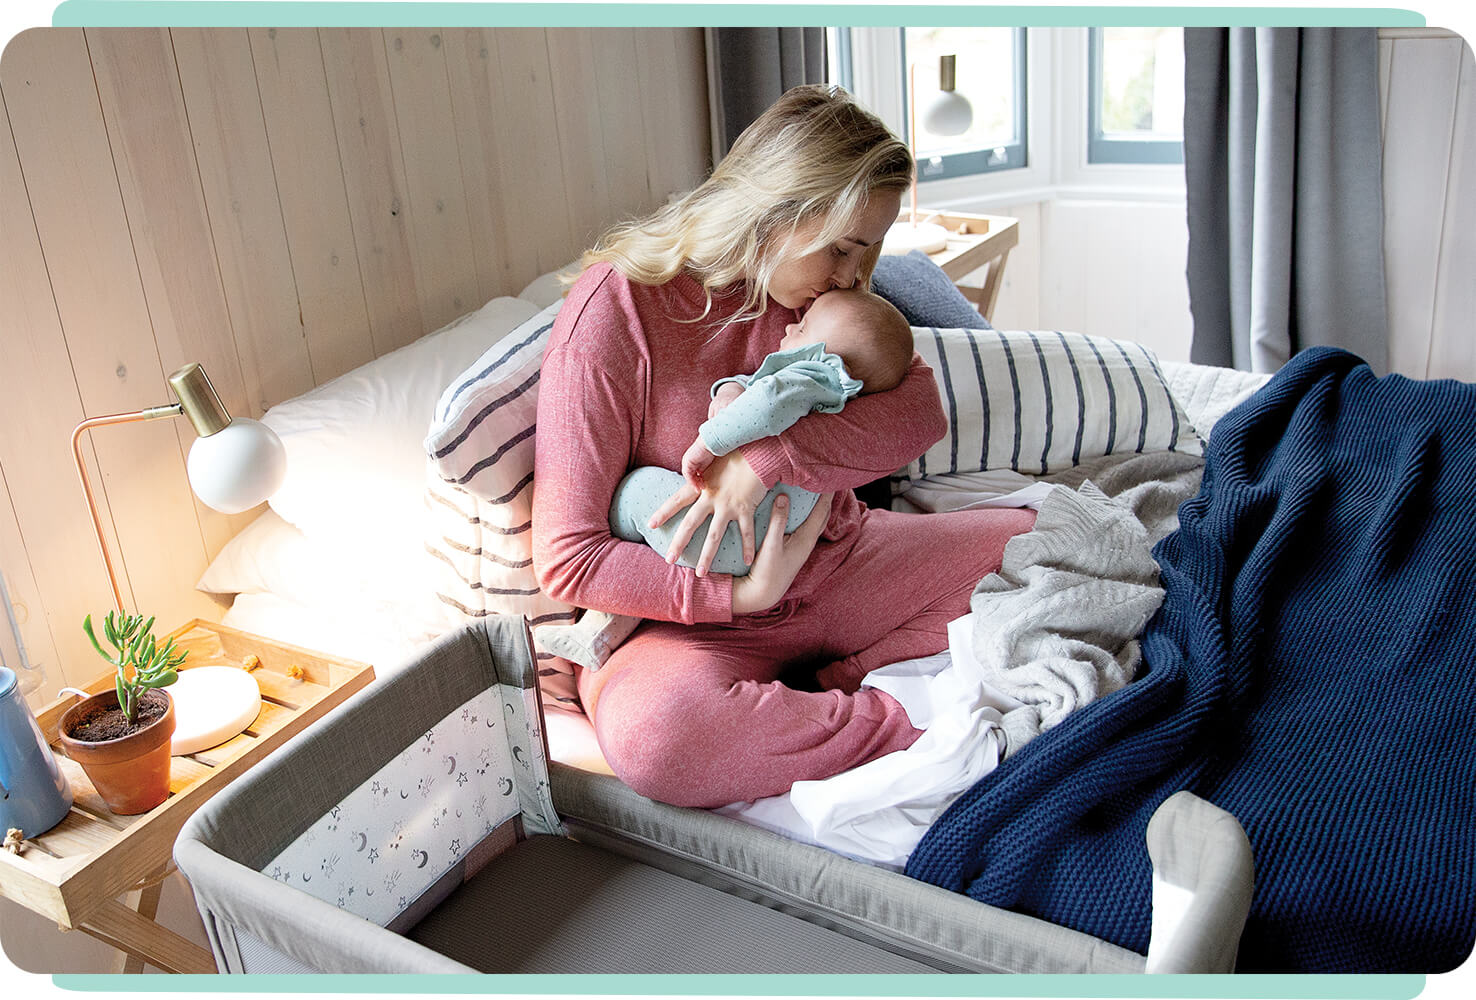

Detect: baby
[610,287,915,576]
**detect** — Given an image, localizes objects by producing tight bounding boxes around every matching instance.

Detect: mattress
[547,761,1148,973]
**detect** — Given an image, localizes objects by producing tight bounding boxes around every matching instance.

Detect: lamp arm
[908,60,918,227]
[70,403,184,613]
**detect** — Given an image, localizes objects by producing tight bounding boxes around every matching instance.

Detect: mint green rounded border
[53,3,1427,29]
[52,972,1429,996]
[36,2,1440,999]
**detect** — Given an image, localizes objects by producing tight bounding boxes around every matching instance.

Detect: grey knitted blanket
[970,450,1202,755]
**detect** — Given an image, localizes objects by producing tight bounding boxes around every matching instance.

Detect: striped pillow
[423,301,638,711]
[907,328,1202,479]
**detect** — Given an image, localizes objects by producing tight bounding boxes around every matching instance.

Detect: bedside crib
[173,617,1253,974]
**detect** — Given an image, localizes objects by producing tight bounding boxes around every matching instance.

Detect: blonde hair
[578,84,911,326]
[807,289,914,394]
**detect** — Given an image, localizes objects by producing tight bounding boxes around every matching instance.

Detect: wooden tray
[0,619,374,933]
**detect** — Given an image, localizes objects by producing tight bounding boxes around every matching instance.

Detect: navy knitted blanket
[906,347,1476,972]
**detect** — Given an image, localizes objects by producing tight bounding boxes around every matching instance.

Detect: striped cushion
[423,302,637,711]
[907,328,1202,479]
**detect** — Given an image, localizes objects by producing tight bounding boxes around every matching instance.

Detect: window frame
[1086,26,1186,166]
[901,26,1029,182]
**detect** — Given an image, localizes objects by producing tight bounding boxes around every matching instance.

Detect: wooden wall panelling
[593,29,659,224]
[85,28,255,561]
[491,28,577,283]
[1132,204,1194,363]
[1036,200,1091,337]
[316,27,426,362]
[1381,36,1463,379]
[984,201,1041,332]
[0,474,61,707]
[634,29,712,208]
[249,27,377,380]
[171,27,314,416]
[1424,42,1474,383]
[381,28,483,338]
[0,485,27,677]
[0,26,716,687]
[545,28,617,254]
[5,28,217,637]
[444,27,517,305]
[0,86,85,691]
[1082,205,1141,344]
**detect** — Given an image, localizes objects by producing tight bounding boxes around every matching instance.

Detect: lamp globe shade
[923,91,973,137]
[186,417,287,514]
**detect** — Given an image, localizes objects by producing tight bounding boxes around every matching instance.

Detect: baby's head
[779,288,913,394]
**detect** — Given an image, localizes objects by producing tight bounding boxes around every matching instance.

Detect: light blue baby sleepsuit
[609,343,862,576]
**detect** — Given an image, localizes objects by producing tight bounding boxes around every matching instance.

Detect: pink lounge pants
[578,505,1037,807]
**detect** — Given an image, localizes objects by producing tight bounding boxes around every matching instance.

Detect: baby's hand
[708,382,745,419]
[681,437,717,491]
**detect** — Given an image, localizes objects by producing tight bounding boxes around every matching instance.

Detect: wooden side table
[903,210,1020,322]
[0,621,373,974]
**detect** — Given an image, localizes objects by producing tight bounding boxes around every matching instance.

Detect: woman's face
[766,189,902,312]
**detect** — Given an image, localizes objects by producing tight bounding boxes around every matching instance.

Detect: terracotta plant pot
[58,690,175,815]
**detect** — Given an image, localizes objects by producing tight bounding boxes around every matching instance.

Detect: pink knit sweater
[531,264,947,625]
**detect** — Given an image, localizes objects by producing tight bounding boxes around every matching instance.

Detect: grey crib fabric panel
[409,835,938,973]
[180,621,530,872]
[175,617,547,971]
[231,928,330,974]
[174,835,473,973]
[263,680,520,927]
[549,763,1146,973]
[481,616,564,836]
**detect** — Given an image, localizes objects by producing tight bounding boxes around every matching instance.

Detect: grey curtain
[705,27,826,162]
[1183,28,1389,374]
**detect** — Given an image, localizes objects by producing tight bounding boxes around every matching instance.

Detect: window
[833,27,1186,201]
[903,27,1027,180]
[1088,27,1185,164]
[829,27,1028,186]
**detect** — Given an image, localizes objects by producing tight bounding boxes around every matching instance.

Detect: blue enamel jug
[0,665,73,837]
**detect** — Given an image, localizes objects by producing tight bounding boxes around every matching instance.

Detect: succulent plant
[82,612,188,726]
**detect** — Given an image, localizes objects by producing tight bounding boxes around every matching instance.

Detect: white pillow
[516,265,577,309]
[908,328,1202,479]
[423,301,640,709]
[196,507,330,605]
[259,296,540,598]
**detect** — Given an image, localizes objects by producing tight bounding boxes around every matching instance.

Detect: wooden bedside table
[0,620,373,974]
[900,210,1020,321]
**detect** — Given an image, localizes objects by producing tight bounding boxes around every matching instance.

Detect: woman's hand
[732,491,833,615]
[648,448,768,576]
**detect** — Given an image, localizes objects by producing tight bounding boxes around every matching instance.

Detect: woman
[532,85,1035,808]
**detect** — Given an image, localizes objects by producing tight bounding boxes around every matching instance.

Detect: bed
[187,260,1476,974]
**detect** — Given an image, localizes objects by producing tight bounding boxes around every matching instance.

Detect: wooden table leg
[119,881,164,974]
[979,247,1012,320]
[77,897,216,974]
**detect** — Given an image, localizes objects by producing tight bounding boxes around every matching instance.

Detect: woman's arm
[738,352,947,493]
[531,296,734,625]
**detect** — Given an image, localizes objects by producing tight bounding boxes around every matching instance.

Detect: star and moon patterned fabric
[261,685,524,926]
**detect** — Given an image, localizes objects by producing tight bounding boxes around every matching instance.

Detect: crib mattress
[548,761,1147,973]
